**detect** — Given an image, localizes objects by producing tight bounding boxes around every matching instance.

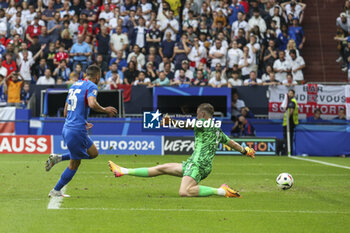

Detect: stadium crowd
[0,0,306,107]
[335,0,350,80]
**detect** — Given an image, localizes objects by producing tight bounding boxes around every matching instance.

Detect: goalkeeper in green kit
[108,103,255,198]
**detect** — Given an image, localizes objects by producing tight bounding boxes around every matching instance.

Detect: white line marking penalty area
[290,156,350,170]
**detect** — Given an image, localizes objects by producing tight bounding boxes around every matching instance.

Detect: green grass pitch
[1,154,350,233]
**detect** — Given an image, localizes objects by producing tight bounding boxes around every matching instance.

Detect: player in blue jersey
[46,65,117,197]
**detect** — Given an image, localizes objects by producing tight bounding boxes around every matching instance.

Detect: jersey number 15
[67,89,81,111]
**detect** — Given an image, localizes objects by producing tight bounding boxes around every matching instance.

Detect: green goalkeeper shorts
[182,160,211,184]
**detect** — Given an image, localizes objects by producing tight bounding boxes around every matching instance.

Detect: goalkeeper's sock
[122,168,149,177]
[61,153,70,161]
[54,167,77,191]
[198,185,226,197]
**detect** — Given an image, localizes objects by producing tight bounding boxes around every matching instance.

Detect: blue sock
[61,153,70,161]
[54,167,77,191]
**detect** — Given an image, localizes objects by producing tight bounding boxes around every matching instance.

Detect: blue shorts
[62,127,94,160]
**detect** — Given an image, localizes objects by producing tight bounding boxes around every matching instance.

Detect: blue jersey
[64,79,98,130]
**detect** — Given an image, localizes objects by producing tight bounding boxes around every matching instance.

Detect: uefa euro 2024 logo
[143,110,162,129]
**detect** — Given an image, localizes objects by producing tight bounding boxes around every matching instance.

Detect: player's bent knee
[179,190,188,197]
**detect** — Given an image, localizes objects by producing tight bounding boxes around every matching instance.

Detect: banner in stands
[0,107,16,135]
[53,135,162,155]
[345,85,350,120]
[269,85,345,120]
[0,135,52,154]
[164,136,276,155]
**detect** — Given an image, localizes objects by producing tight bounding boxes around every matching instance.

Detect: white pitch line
[79,171,350,177]
[59,207,349,215]
[47,186,66,209]
[290,157,350,170]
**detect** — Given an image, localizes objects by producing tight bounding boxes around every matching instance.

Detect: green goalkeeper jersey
[187,119,230,169]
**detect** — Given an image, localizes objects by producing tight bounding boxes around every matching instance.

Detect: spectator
[2,53,17,77]
[273,50,289,82]
[25,17,42,44]
[134,71,151,86]
[150,71,170,86]
[37,69,55,85]
[191,69,208,86]
[227,40,243,70]
[261,65,273,82]
[95,26,110,60]
[209,63,226,80]
[145,62,157,81]
[228,72,243,87]
[173,34,191,69]
[209,39,227,70]
[0,57,8,78]
[42,0,56,22]
[188,37,207,71]
[53,60,71,81]
[288,17,305,50]
[93,54,109,76]
[174,60,193,80]
[334,109,346,120]
[107,71,123,88]
[243,71,262,86]
[69,34,91,71]
[47,12,61,43]
[124,61,139,85]
[288,49,305,82]
[17,44,46,82]
[38,26,50,46]
[277,24,289,51]
[171,68,191,86]
[160,10,179,41]
[127,45,146,68]
[336,12,349,34]
[131,17,147,49]
[53,45,69,66]
[159,32,175,59]
[231,115,255,136]
[44,42,56,71]
[209,71,227,88]
[34,58,48,81]
[281,0,306,24]
[248,8,266,34]
[285,39,300,61]
[282,73,298,87]
[70,63,85,80]
[307,108,323,122]
[6,72,23,106]
[110,26,129,58]
[228,0,245,26]
[163,61,175,80]
[0,74,6,105]
[146,20,161,51]
[238,46,254,80]
[263,40,278,68]
[21,82,31,107]
[263,72,280,86]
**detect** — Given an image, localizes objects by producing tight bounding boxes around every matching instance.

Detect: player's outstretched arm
[88,96,118,116]
[227,139,255,159]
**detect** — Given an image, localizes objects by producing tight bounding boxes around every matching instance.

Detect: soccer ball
[276,173,294,190]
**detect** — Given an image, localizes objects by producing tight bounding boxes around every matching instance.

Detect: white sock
[57,154,62,162]
[217,188,226,196]
[120,167,129,174]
